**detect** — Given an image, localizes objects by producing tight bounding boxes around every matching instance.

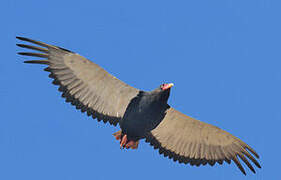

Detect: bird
[16,36,261,175]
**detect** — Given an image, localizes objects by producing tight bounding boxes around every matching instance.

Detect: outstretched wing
[17,37,139,126]
[145,108,261,175]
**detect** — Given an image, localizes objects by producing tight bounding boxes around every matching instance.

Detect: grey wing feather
[17,37,139,126]
[145,108,261,175]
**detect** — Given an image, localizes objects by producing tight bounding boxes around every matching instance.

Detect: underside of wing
[145,108,261,175]
[17,37,139,126]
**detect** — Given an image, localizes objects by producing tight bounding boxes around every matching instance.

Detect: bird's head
[160,83,174,91]
[148,83,174,103]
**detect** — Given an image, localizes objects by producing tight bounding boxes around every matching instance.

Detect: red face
[160,83,174,91]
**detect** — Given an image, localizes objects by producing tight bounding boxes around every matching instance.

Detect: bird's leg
[119,134,127,149]
[125,140,139,149]
[113,130,139,149]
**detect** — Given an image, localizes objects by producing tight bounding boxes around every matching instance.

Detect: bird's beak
[167,83,174,88]
[163,83,174,90]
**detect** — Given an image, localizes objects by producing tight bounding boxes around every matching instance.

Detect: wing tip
[16,36,29,41]
[23,60,49,65]
[17,36,73,53]
[16,43,23,47]
[255,161,262,169]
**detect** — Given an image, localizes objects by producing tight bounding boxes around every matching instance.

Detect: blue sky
[1,0,280,179]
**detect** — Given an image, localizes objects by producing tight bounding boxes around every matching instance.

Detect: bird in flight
[17,36,261,175]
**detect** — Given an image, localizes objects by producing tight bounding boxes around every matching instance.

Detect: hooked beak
[162,83,174,90]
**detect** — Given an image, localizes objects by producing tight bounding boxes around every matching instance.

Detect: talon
[125,140,139,149]
[120,134,127,149]
[113,130,139,150]
[125,141,134,149]
[131,141,139,149]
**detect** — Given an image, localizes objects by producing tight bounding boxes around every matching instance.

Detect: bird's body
[17,36,261,175]
[120,88,170,141]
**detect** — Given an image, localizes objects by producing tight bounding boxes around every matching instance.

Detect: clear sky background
[1,0,280,179]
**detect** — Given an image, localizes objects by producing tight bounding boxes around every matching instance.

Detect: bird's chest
[120,97,167,140]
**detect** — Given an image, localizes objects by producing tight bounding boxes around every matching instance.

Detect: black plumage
[120,88,170,141]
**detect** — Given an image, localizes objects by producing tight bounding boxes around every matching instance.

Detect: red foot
[113,130,139,149]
